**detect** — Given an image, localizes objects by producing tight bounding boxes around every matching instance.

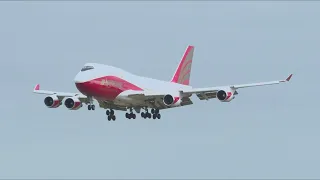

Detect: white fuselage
[74,63,193,107]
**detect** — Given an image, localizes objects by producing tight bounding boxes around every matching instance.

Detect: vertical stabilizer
[170,45,194,86]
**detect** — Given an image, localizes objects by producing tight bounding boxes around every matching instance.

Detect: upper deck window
[81,66,94,72]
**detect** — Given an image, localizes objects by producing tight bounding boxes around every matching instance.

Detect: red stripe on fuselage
[75,76,143,101]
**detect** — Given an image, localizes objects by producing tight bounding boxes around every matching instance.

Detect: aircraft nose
[74,73,90,95]
[74,72,85,83]
[74,76,81,83]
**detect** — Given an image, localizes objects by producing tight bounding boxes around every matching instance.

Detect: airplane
[33,45,293,121]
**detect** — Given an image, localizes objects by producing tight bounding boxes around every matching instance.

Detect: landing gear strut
[106,109,116,121]
[87,96,95,111]
[125,107,136,119]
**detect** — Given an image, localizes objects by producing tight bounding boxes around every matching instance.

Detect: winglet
[280,74,293,82]
[286,74,293,81]
[34,84,40,91]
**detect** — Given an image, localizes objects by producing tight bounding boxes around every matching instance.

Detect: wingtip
[34,84,40,91]
[286,74,293,81]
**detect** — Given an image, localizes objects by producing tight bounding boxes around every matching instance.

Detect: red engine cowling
[44,95,61,108]
[216,89,235,102]
[64,97,82,110]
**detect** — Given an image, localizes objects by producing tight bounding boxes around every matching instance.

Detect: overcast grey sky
[0,1,319,179]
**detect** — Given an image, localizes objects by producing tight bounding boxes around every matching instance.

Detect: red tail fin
[170,45,194,86]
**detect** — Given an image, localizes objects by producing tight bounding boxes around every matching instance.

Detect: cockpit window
[81,66,94,72]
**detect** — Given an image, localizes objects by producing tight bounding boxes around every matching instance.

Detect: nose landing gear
[88,104,95,110]
[87,96,95,111]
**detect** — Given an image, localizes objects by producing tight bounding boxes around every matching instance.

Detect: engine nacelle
[163,94,174,106]
[163,94,181,107]
[216,89,235,102]
[44,95,61,108]
[64,97,82,110]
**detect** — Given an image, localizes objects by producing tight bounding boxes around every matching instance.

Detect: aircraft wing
[33,84,89,102]
[127,74,292,103]
[181,74,293,100]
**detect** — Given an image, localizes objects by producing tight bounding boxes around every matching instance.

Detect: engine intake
[64,97,82,110]
[217,90,234,102]
[163,94,174,106]
[44,95,61,108]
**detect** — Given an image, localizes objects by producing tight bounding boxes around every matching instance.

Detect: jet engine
[64,97,83,110]
[44,95,61,108]
[163,94,181,107]
[163,94,174,106]
[216,89,235,102]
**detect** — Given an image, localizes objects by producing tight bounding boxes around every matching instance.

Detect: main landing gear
[106,109,116,121]
[125,107,161,119]
[141,108,161,119]
[125,108,136,119]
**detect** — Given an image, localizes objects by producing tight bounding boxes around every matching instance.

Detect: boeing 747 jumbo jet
[33,45,293,121]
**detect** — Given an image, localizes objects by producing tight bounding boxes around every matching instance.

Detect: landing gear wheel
[153,114,157,119]
[126,112,136,119]
[91,105,95,110]
[157,113,161,119]
[88,105,92,110]
[107,116,111,121]
[110,109,114,115]
[141,112,145,118]
[112,115,116,121]
[151,109,155,114]
[106,110,110,115]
